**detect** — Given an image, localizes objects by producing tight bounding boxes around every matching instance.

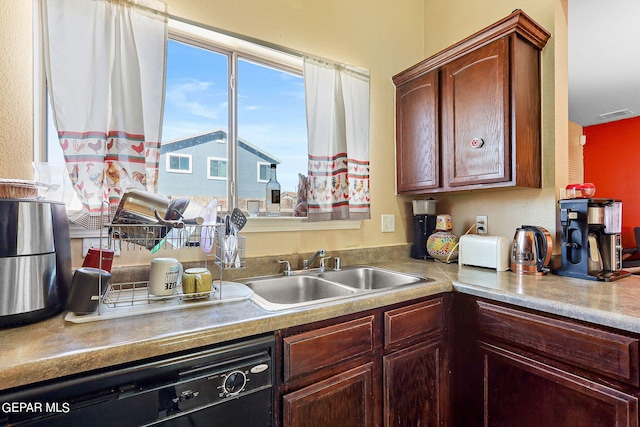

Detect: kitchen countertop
[2,259,640,391]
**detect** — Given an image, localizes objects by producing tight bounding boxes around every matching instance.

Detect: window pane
[180,157,190,171]
[158,39,229,209]
[237,58,307,214]
[169,156,180,170]
[209,159,227,178]
[258,163,269,181]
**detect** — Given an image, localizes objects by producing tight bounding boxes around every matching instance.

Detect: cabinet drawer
[283,315,375,383]
[477,301,640,386]
[385,298,444,350]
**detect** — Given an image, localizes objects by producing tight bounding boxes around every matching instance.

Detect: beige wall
[0,2,34,179]
[0,0,569,264]
[568,121,584,183]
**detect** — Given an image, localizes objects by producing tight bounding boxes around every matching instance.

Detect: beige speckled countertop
[3,257,640,392]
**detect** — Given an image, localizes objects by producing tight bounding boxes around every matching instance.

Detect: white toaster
[458,234,511,271]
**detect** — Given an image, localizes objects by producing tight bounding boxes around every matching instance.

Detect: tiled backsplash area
[109,244,413,283]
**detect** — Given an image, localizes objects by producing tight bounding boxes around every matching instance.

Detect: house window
[166,154,192,173]
[257,162,270,183]
[208,157,228,180]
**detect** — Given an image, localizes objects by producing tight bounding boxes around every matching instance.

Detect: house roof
[161,129,280,164]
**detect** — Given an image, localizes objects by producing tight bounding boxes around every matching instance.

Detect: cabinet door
[384,339,448,427]
[481,342,639,427]
[395,70,439,193]
[441,38,510,187]
[282,363,376,427]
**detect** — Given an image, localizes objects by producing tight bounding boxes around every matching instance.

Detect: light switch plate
[381,214,395,233]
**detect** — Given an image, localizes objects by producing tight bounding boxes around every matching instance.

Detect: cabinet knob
[471,138,484,148]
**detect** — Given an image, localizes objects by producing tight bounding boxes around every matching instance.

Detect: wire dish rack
[102,281,219,308]
[64,223,249,323]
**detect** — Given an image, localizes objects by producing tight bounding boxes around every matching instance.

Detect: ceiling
[569,0,640,127]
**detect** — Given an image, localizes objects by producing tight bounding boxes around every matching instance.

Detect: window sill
[69,217,361,238]
[243,216,361,233]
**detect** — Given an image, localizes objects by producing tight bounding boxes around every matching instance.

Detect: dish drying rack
[65,223,249,323]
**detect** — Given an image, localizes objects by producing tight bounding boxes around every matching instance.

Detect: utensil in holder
[215,225,246,268]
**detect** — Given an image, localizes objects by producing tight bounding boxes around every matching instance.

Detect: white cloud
[165,78,226,119]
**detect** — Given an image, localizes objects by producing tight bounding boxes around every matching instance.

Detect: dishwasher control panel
[164,349,273,416]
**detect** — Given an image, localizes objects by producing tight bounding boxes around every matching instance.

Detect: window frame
[33,6,361,235]
[166,153,193,174]
[257,162,270,183]
[207,156,228,180]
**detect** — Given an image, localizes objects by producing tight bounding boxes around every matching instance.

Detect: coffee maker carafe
[556,198,630,281]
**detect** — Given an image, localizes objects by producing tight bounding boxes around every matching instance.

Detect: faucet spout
[303,249,326,270]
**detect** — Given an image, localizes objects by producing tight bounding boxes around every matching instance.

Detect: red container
[82,248,114,272]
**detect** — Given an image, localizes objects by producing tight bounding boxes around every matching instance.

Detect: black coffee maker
[555,198,630,281]
[410,199,437,260]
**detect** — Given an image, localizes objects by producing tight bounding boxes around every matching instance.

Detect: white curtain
[41,0,168,229]
[304,56,371,221]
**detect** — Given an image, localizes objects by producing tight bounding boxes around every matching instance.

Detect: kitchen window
[39,17,307,216]
[34,6,363,233]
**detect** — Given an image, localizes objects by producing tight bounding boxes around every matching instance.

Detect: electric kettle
[511,225,553,275]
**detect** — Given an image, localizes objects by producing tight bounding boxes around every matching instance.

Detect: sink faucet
[277,260,292,276]
[303,249,326,270]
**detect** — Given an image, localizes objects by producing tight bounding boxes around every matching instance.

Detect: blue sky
[161,40,308,191]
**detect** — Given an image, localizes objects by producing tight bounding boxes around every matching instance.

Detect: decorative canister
[426,214,459,262]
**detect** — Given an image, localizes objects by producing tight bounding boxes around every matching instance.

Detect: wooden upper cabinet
[392,10,550,195]
[441,38,510,187]
[395,70,439,193]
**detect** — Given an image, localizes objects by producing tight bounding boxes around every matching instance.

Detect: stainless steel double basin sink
[242,265,431,311]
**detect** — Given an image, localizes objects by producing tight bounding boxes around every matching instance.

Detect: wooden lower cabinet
[276,295,449,427]
[283,363,376,427]
[452,294,640,427]
[384,338,447,427]
[481,342,638,427]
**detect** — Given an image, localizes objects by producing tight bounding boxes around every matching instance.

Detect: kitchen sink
[318,266,427,290]
[243,266,430,311]
[243,275,357,311]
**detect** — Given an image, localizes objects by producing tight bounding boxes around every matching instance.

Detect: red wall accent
[583,116,640,249]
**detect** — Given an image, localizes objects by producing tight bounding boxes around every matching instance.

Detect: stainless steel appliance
[510,225,553,275]
[555,198,630,281]
[0,199,72,327]
[0,335,274,426]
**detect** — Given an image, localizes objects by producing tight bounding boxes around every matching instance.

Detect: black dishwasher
[0,335,274,427]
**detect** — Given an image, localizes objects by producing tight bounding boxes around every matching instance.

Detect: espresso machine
[410,199,437,260]
[555,198,630,281]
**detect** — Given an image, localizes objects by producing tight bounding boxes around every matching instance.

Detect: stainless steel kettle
[511,225,553,275]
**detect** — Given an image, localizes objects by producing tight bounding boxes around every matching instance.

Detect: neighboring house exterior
[158,129,279,199]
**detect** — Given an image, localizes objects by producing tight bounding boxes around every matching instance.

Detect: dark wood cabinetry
[481,342,638,427]
[276,295,449,427]
[452,294,640,427]
[440,39,510,187]
[395,70,440,192]
[283,363,376,427]
[383,298,449,427]
[392,10,550,195]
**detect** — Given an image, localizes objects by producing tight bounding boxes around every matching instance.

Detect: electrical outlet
[381,214,395,233]
[476,215,488,234]
[82,237,120,257]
